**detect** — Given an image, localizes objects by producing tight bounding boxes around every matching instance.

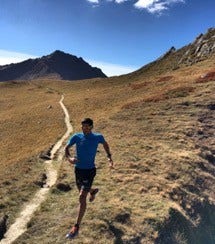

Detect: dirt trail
[1,95,73,244]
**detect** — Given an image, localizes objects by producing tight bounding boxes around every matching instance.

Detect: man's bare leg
[66,190,87,239]
[76,190,88,225]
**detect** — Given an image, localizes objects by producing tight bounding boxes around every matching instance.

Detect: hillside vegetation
[0,28,215,243]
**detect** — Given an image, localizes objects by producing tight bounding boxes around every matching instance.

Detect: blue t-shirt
[67,132,105,169]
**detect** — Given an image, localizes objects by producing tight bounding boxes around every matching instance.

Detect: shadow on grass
[103,218,146,244]
[155,201,215,244]
[103,219,124,244]
[123,233,147,244]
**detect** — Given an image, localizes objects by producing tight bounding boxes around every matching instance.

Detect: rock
[34,173,47,188]
[199,150,215,164]
[114,213,131,224]
[39,144,54,160]
[0,214,8,240]
[56,183,72,192]
[207,103,215,110]
[39,153,51,160]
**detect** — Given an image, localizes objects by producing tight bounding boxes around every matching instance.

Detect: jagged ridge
[130,27,215,78]
[0,50,107,81]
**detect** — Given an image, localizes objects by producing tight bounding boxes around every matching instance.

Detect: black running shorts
[75,167,96,192]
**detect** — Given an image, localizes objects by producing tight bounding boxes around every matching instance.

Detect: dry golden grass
[0,56,215,243]
[0,81,65,166]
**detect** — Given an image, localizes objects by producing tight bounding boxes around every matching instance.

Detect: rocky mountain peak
[178,27,215,65]
[45,50,73,60]
[133,27,215,76]
[0,50,107,81]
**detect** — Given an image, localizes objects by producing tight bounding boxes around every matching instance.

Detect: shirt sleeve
[98,134,105,144]
[67,134,77,146]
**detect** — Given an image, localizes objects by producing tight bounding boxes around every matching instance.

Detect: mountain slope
[0,50,107,81]
[129,27,215,79]
[0,28,214,243]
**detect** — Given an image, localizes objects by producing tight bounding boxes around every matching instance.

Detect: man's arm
[103,141,114,168]
[65,144,77,164]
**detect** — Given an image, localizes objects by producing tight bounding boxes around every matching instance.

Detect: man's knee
[79,190,88,204]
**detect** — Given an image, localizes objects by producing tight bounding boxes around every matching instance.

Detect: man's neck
[83,131,92,135]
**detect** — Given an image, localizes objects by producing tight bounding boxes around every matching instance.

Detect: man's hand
[108,158,114,169]
[67,157,78,164]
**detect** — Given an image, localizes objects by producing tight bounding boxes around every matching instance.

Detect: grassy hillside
[0,56,215,243]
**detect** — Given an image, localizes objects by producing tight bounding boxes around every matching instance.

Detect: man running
[65,118,113,239]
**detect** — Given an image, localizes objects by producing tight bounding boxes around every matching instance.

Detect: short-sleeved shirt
[67,132,105,169]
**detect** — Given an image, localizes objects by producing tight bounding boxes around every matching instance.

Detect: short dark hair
[81,118,93,126]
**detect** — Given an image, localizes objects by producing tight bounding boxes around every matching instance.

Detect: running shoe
[89,188,99,202]
[66,224,79,239]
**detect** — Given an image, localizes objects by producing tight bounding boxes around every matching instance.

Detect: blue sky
[0,0,214,76]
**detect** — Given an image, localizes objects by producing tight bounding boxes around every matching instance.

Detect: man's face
[82,123,93,134]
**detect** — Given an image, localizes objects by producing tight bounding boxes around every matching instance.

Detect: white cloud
[0,49,37,65]
[115,0,129,3]
[86,0,99,3]
[105,0,128,3]
[86,0,185,14]
[87,59,138,76]
[134,0,185,14]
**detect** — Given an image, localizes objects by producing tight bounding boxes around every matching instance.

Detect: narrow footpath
[1,95,73,244]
